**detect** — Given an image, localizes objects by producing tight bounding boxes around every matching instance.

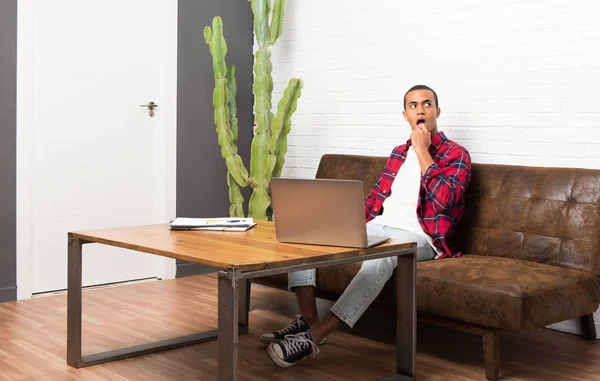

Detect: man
[263,85,472,368]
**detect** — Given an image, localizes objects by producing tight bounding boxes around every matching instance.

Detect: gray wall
[176,0,254,277]
[0,0,17,302]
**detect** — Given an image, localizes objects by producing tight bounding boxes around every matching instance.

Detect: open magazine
[169,217,256,232]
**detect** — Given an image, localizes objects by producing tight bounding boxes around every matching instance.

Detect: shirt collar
[430,131,447,151]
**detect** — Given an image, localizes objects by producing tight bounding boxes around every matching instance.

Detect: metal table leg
[66,235,226,369]
[380,250,417,381]
[238,278,250,334]
[67,236,83,367]
[218,268,241,381]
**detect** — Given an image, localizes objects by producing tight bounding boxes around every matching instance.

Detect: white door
[17,0,178,296]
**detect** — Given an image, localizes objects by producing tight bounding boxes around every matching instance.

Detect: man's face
[403,89,441,133]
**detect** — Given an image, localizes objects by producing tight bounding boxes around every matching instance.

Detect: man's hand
[410,124,431,154]
[411,125,435,175]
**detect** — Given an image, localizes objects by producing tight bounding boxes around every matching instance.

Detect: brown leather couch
[251,154,600,380]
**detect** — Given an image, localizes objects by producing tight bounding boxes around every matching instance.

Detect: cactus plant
[204,0,303,221]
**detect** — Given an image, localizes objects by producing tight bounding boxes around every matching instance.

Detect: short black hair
[403,85,439,110]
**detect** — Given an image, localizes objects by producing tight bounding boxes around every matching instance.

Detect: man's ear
[403,111,408,121]
[436,107,441,119]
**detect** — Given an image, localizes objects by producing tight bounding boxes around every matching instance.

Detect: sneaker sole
[266,343,311,368]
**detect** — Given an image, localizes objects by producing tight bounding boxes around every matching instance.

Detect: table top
[70,221,415,272]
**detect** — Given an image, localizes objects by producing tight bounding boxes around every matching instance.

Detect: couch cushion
[418,255,600,331]
[252,255,600,332]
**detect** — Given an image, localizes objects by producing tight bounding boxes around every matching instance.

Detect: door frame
[15,0,178,300]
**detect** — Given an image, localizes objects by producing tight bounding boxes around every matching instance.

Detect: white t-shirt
[369,147,443,257]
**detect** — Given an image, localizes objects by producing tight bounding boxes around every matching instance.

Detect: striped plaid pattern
[364,131,472,259]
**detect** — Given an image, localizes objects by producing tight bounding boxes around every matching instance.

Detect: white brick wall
[265,0,600,336]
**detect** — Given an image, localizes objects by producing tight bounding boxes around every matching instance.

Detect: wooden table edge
[68,231,416,272]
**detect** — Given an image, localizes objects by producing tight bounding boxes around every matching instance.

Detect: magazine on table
[169,217,256,232]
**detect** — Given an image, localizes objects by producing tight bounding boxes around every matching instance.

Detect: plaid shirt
[364,131,472,259]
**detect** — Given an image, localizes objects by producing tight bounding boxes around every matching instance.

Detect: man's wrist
[414,146,435,175]
[413,145,429,157]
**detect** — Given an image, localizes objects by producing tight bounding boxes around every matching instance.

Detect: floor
[1,274,599,381]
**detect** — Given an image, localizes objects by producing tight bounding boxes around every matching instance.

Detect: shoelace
[281,332,320,358]
[276,315,305,336]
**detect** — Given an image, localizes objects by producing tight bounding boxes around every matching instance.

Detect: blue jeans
[287,223,436,328]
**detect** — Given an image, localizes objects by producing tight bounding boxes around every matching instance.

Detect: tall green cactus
[204,0,302,221]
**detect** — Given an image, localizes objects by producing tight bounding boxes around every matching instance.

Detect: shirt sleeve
[364,172,383,220]
[421,145,472,213]
[364,156,391,220]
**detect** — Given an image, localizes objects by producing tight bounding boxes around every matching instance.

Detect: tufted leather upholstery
[452,163,600,276]
[252,154,600,332]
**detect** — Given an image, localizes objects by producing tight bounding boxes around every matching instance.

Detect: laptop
[270,178,390,248]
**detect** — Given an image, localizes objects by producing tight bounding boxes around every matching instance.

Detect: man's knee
[359,256,397,277]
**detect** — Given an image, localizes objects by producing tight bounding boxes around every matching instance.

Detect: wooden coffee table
[66,221,417,381]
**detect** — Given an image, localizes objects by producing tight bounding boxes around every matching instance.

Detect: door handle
[140,101,158,117]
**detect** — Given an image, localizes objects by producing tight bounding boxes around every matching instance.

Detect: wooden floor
[1,274,599,381]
